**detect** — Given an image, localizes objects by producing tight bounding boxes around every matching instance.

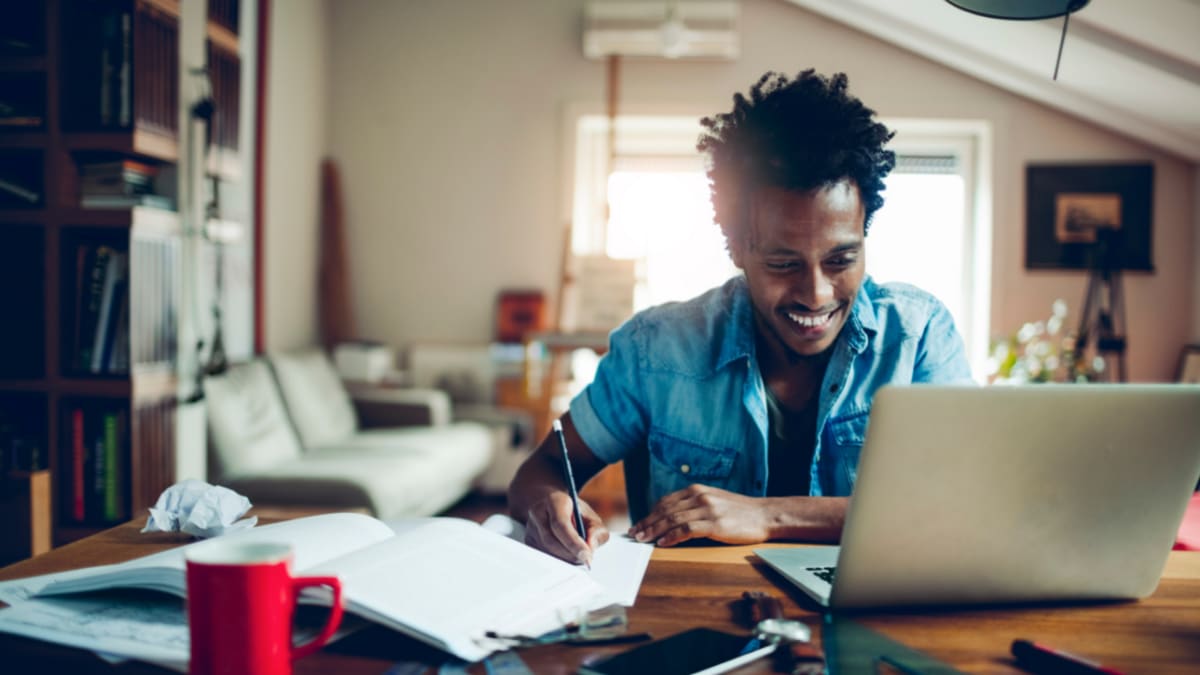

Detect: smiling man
[509,70,973,565]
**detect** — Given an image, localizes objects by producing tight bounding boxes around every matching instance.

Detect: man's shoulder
[859,278,947,337]
[618,277,747,373]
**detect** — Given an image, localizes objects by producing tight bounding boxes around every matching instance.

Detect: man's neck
[755,329,834,411]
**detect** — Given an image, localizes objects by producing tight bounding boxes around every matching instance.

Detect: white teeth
[788,311,832,328]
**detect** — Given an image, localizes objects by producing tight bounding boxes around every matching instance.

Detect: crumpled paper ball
[141,479,258,538]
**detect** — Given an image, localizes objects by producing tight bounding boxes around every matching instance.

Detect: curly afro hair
[697,69,895,247]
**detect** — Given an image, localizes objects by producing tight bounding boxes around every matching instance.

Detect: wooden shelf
[0,210,47,224]
[143,0,182,20]
[50,372,177,401]
[0,0,244,558]
[0,380,48,393]
[63,127,179,163]
[51,377,133,398]
[59,205,181,232]
[0,130,45,147]
[207,21,239,56]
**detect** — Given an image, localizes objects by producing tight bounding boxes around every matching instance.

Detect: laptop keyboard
[807,566,837,584]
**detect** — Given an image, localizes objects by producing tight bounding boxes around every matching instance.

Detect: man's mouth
[786,309,836,329]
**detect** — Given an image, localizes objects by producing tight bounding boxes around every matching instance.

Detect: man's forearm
[508,453,568,524]
[764,496,849,542]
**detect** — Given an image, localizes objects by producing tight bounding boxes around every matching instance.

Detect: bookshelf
[0,0,246,561]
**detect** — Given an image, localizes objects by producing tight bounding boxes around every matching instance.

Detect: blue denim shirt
[569,275,973,512]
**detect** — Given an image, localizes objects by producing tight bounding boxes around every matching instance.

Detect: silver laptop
[756,384,1200,609]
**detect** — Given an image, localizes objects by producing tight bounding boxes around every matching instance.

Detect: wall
[321,0,1197,381]
[1195,168,1200,343]
[263,0,330,351]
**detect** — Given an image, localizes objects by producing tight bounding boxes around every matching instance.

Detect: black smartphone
[577,627,776,675]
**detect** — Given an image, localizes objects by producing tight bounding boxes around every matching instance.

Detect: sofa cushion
[270,349,359,449]
[205,360,304,478]
[225,422,494,518]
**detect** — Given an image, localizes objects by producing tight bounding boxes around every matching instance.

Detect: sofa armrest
[453,404,536,450]
[346,385,452,428]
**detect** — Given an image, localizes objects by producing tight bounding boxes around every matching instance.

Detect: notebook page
[37,513,395,599]
[308,518,612,661]
[479,513,653,606]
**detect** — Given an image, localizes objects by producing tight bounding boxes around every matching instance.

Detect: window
[870,123,992,380]
[571,114,735,314]
[570,115,991,379]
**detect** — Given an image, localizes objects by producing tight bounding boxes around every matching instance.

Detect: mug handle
[290,575,344,660]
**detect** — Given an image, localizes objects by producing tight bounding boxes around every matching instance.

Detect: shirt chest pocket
[647,429,737,490]
[824,411,870,493]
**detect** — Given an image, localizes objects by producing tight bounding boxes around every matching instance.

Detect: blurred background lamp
[945,0,1090,20]
[945,0,1091,79]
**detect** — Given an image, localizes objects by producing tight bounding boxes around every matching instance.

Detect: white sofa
[204,350,495,518]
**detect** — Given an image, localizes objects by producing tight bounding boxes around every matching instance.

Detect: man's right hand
[522,491,609,566]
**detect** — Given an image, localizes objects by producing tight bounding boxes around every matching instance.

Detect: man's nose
[794,268,834,310]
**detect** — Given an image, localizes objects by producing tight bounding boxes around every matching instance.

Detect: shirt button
[680,464,691,474]
[754,480,763,489]
[830,383,840,393]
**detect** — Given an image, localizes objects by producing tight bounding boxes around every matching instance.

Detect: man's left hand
[628,484,774,547]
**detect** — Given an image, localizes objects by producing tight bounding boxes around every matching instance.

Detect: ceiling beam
[785,0,1200,163]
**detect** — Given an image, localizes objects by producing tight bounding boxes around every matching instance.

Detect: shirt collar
[715,275,879,370]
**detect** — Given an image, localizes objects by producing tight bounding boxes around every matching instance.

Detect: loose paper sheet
[477,513,653,606]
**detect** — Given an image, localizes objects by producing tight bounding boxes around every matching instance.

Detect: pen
[1011,639,1124,675]
[552,419,590,569]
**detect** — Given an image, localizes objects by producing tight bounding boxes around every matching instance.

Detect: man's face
[731,180,866,359]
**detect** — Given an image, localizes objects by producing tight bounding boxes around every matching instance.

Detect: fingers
[628,485,768,547]
[632,504,714,547]
[524,493,600,565]
[630,485,712,545]
[582,510,611,550]
[643,507,716,547]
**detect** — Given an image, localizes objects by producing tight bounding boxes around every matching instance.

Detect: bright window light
[868,173,968,336]
[606,170,736,309]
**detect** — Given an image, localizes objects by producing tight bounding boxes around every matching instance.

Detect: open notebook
[0,513,625,663]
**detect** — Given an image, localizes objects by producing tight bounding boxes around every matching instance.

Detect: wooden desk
[2,513,1199,674]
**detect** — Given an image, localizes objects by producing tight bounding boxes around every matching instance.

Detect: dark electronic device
[577,627,775,675]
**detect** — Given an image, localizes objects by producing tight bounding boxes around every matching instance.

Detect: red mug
[185,540,344,675]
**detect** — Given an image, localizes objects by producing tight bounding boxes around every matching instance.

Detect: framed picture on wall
[1025,163,1154,271]
[1179,345,1200,384]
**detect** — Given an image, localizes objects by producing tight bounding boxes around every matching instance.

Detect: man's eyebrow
[757,242,863,256]
[828,242,863,255]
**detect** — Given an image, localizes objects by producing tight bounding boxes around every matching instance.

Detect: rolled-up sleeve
[568,320,650,464]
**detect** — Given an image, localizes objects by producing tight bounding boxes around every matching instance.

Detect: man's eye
[827,257,856,268]
[766,261,796,271]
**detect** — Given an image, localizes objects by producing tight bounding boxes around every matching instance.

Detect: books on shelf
[79,158,157,196]
[22,513,614,663]
[72,244,129,375]
[78,159,173,211]
[61,2,179,135]
[61,405,127,526]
